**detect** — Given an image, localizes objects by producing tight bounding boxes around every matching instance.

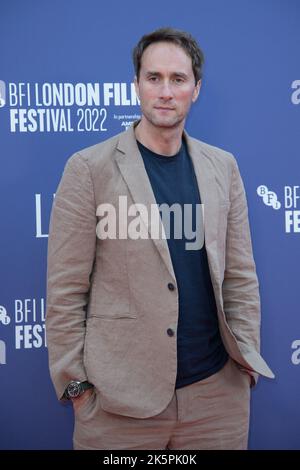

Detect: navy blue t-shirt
[137,138,228,388]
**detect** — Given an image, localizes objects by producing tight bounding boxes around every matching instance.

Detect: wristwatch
[64,380,93,399]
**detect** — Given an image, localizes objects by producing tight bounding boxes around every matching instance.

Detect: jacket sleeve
[222,157,260,386]
[46,152,97,400]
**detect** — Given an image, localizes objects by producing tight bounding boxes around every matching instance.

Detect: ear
[192,79,201,103]
[134,76,140,100]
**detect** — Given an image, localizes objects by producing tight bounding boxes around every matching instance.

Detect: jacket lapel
[184,132,219,247]
[185,131,221,284]
[115,125,176,281]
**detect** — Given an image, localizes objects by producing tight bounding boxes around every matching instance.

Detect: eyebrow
[145,71,189,79]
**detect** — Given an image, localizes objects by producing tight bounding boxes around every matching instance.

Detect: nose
[159,80,174,100]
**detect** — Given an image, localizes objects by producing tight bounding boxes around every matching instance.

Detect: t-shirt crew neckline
[136,139,183,161]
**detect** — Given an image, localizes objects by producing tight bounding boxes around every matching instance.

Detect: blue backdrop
[1,0,299,450]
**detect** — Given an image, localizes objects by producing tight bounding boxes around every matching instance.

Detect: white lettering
[285,210,300,233]
[284,186,300,209]
[291,80,300,104]
[15,324,46,349]
[15,298,45,323]
[291,340,300,365]
[103,83,139,106]
[0,340,6,364]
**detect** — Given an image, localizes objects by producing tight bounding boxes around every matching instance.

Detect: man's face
[135,41,201,130]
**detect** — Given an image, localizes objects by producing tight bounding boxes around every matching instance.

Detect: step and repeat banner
[0,0,299,449]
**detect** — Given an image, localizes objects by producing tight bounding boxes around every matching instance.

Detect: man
[46,27,274,450]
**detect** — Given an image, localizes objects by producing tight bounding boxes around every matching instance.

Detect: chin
[151,117,181,128]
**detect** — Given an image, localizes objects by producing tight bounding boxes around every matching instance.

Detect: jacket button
[168,283,175,291]
[167,328,175,337]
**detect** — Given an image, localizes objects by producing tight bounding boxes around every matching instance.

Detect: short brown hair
[133,27,205,84]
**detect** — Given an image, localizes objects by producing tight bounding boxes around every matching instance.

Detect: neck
[135,117,184,156]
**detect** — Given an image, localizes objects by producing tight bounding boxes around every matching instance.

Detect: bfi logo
[257,185,300,233]
[257,185,281,210]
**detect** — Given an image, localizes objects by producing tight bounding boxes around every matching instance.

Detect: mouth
[154,107,175,111]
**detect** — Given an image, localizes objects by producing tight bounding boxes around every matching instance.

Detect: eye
[173,77,184,84]
[149,76,158,82]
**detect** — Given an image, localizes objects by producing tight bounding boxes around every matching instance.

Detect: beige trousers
[73,358,250,450]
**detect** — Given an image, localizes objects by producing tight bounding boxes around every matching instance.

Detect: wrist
[64,380,93,400]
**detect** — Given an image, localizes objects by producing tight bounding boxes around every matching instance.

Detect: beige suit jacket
[46,123,274,418]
